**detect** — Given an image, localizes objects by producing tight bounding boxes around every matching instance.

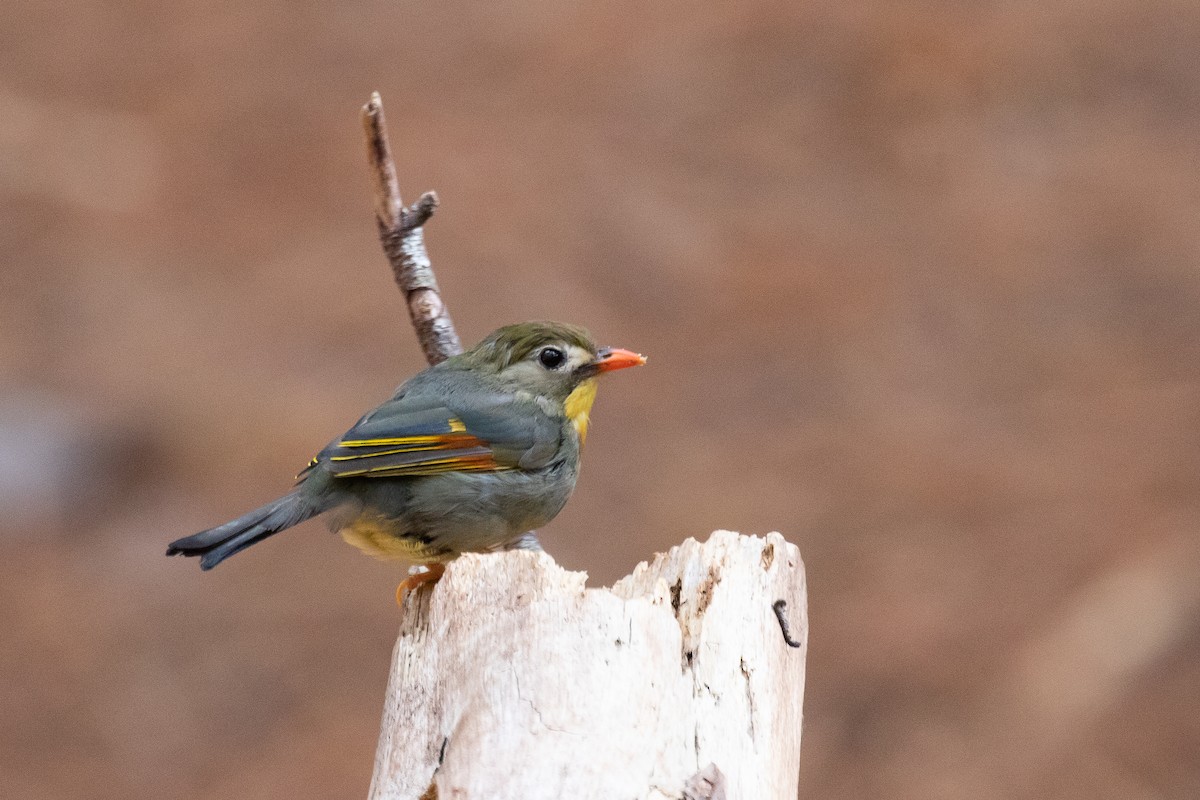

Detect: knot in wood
[409,290,444,318]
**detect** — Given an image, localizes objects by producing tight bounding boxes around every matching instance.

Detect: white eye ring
[538,347,566,369]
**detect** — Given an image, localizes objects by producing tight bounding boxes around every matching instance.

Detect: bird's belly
[334,465,578,563]
[338,516,431,561]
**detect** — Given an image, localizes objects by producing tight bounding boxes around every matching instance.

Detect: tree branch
[361,91,462,365]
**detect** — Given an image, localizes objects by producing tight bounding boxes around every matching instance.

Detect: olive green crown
[465,321,596,370]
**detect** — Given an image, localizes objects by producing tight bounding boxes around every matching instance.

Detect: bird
[166,321,645,603]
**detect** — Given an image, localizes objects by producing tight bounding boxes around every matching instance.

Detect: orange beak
[594,347,647,373]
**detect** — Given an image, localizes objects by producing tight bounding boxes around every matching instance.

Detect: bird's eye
[538,347,566,369]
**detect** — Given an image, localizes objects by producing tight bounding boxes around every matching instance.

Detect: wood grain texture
[369,530,807,800]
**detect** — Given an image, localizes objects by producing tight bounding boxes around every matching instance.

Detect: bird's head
[454,322,644,443]
[460,321,645,402]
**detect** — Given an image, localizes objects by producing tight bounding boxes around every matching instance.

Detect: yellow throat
[564,378,599,445]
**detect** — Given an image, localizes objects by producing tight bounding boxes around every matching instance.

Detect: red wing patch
[322,429,506,478]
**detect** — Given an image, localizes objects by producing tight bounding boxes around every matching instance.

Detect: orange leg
[395,563,446,607]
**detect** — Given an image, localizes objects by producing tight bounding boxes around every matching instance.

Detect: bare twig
[361,91,462,365]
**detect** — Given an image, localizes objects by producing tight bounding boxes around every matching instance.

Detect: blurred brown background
[3,1,1199,798]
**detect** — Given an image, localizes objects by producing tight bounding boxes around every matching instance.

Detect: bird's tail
[166,490,323,570]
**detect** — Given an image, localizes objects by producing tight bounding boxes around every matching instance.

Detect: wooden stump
[369,530,807,800]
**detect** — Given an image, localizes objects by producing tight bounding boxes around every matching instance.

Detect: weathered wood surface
[369,530,807,800]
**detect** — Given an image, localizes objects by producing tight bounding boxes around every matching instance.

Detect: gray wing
[301,378,562,479]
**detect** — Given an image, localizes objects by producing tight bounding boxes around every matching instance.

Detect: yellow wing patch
[332,452,503,478]
[301,418,503,479]
[339,417,469,447]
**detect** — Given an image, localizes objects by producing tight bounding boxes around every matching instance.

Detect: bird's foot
[396,563,446,607]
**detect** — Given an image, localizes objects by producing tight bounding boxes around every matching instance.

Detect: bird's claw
[395,563,446,607]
